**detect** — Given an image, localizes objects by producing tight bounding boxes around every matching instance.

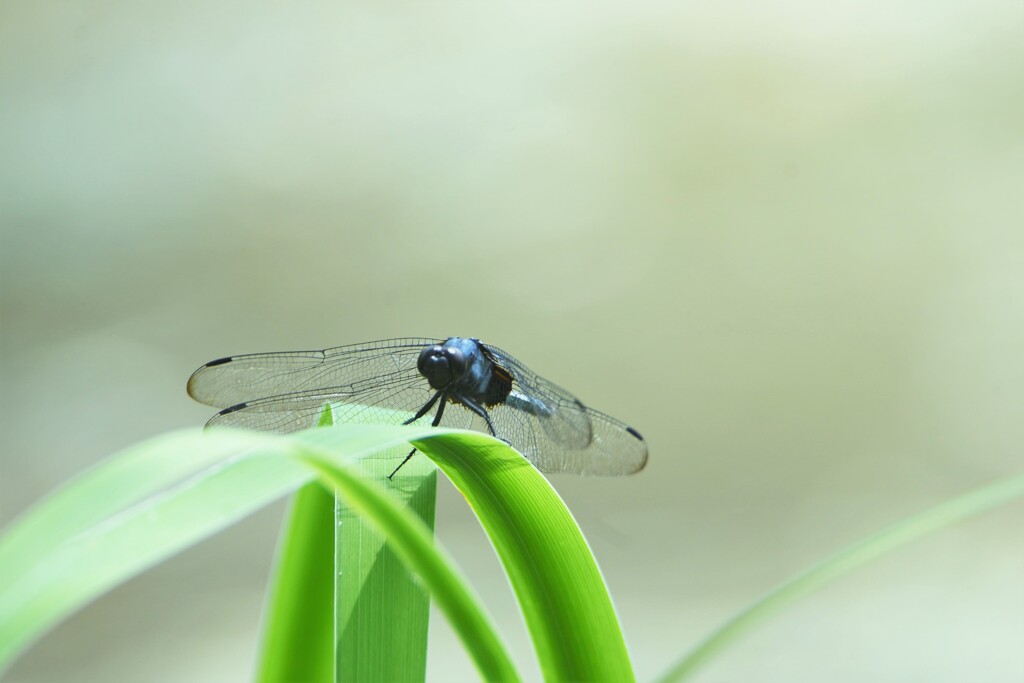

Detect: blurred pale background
[1,0,1022,681]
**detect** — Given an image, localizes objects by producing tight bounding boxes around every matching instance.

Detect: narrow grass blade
[322,404,440,683]
[0,429,275,592]
[296,451,520,683]
[334,453,438,683]
[411,434,636,683]
[257,404,339,683]
[0,433,315,672]
[256,482,336,683]
[656,473,1024,683]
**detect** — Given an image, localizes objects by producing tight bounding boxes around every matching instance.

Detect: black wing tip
[186,356,232,397]
[187,356,235,400]
[625,426,644,441]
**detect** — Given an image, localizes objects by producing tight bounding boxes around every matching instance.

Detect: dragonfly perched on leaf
[187,337,648,478]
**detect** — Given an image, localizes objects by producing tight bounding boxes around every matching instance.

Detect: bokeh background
[2,0,1022,681]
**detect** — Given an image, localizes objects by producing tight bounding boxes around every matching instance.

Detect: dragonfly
[187,337,648,478]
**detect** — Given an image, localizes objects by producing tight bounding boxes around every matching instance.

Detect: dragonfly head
[417,343,468,390]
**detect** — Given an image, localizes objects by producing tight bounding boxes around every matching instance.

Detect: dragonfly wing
[483,344,648,475]
[187,338,438,409]
[189,336,646,474]
[484,398,646,475]
[204,375,428,433]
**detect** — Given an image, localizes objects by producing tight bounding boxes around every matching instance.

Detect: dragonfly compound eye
[417,344,466,390]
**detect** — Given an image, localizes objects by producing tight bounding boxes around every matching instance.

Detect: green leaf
[333,453,439,682]
[656,472,1024,682]
[256,482,336,683]
[255,399,339,683]
[0,429,314,673]
[295,446,520,683]
[410,434,636,683]
[0,425,519,683]
[0,429,280,593]
[332,407,439,683]
[257,402,442,683]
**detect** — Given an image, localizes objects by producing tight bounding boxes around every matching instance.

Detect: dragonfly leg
[402,390,443,425]
[389,393,448,479]
[457,396,499,437]
[388,449,417,480]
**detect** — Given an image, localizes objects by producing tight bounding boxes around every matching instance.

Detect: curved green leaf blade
[333,454,439,683]
[295,450,520,683]
[411,434,636,683]
[256,404,442,683]
[656,472,1024,683]
[0,429,276,592]
[0,425,520,683]
[0,431,314,672]
[256,482,336,683]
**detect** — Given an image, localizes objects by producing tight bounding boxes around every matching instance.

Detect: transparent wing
[206,382,475,436]
[187,338,439,409]
[187,337,646,475]
[484,345,648,476]
[188,337,455,434]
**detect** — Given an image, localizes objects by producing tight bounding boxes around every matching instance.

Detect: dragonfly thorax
[416,338,499,403]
